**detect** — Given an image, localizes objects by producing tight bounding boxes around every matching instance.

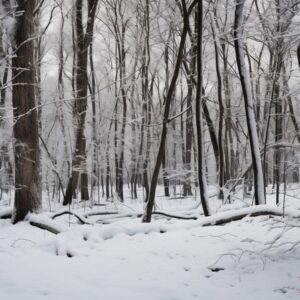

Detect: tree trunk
[234,0,265,205]
[195,0,210,216]
[210,13,224,199]
[63,0,99,205]
[12,0,41,223]
[142,0,193,222]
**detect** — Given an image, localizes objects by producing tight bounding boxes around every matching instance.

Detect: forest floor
[0,185,300,300]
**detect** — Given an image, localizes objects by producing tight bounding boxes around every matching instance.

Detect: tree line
[0,0,299,223]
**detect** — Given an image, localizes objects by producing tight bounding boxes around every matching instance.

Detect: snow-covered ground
[0,186,300,300]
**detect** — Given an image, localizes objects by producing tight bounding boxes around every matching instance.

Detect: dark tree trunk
[12,0,41,223]
[106,148,111,199]
[183,77,193,197]
[63,0,99,205]
[142,0,194,222]
[162,43,170,198]
[140,0,151,202]
[195,0,210,216]
[162,150,170,197]
[211,14,224,199]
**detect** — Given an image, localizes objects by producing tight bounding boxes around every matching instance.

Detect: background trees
[1,0,300,222]
[63,0,99,205]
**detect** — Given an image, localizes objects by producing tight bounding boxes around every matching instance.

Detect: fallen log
[84,211,119,218]
[26,206,298,237]
[51,211,92,225]
[29,220,61,234]
[200,206,283,227]
[96,212,143,224]
[152,211,198,220]
[0,208,13,219]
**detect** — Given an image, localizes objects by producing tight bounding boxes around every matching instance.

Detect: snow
[0,187,300,300]
[28,214,69,233]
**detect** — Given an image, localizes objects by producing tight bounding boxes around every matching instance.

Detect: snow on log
[23,206,299,238]
[152,211,198,220]
[93,206,292,239]
[83,211,119,218]
[0,208,13,219]
[199,205,283,227]
[28,214,68,234]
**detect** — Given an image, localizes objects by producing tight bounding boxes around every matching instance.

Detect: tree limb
[51,211,92,225]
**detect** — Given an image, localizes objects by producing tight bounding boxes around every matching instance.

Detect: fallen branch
[23,205,298,239]
[84,211,119,218]
[152,211,198,220]
[96,212,143,224]
[28,214,67,234]
[29,220,61,234]
[201,206,283,227]
[0,208,13,219]
[51,211,92,225]
[94,206,291,239]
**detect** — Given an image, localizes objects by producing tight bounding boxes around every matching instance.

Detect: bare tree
[63,0,99,205]
[234,0,265,205]
[195,0,210,216]
[142,0,195,223]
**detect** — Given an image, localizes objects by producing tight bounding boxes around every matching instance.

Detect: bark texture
[12,0,41,223]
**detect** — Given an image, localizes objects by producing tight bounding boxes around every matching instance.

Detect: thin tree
[142,0,196,223]
[210,11,224,199]
[234,0,265,205]
[195,0,210,216]
[63,0,99,205]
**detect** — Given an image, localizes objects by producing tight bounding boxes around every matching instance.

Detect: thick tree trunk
[12,0,41,223]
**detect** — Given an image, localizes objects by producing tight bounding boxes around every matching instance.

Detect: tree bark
[210,12,224,199]
[195,0,210,216]
[12,0,41,223]
[63,0,99,205]
[234,0,265,205]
